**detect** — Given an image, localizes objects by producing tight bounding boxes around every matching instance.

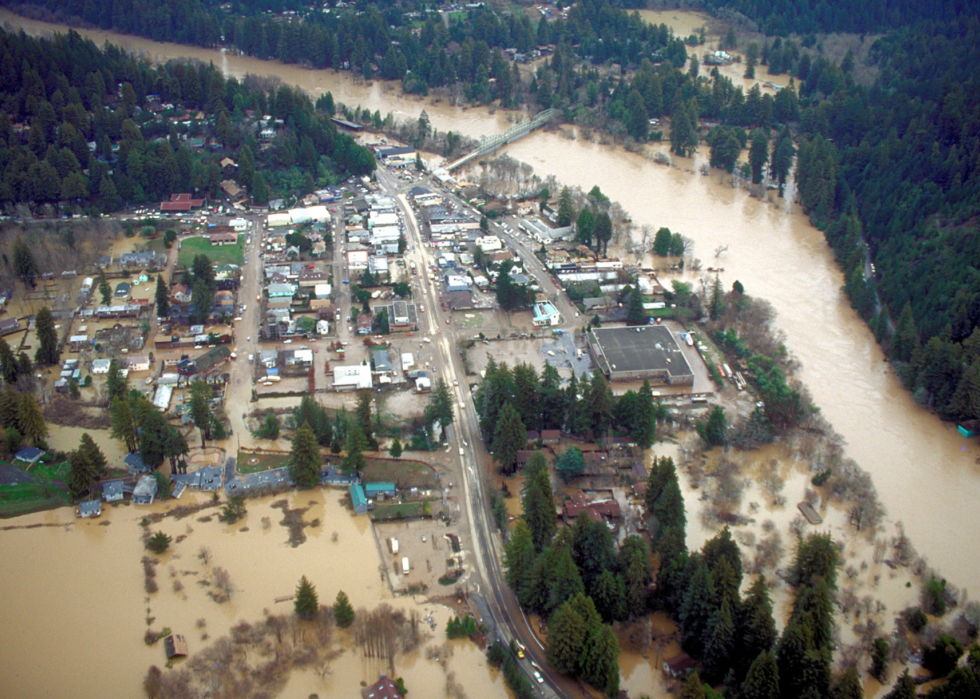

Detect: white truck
[401,557,410,575]
[390,538,399,555]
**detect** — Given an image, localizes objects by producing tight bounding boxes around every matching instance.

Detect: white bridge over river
[445,108,559,171]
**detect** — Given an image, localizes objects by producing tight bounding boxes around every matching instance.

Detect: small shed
[14,447,45,466]
[76,500,102,518]
[164,634,188,658]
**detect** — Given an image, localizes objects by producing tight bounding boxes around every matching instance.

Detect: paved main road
[375,167,586,699]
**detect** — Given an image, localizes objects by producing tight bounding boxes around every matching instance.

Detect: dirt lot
[374,519,463,592]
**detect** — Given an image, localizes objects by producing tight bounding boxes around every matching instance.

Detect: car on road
[533,671,543,684]
[246,336,251,341]
[516,647,525,659]
[452,379,458,386]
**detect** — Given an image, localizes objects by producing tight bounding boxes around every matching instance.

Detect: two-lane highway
[375,166,587,699]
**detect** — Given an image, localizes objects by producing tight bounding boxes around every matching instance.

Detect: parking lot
[374,519,463,592]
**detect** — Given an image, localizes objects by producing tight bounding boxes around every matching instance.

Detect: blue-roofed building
[14,447,45,466]
[350,484,371,515]
[532,302,561,327]
[365,482,397,498]
[77,500,102,518]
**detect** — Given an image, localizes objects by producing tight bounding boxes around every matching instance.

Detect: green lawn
[177,236,245,267]
[236,451,292,475]
[361,458,439,489]
[370,501,426,521]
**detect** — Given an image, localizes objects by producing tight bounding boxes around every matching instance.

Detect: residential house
[562,491,622,525]
[69,334,89,351]
[14,447,45,466]
[321,467,359,487]
[361,675,403,699]
[160,192,205,213]
[133,475,159,505]
[0,318,20,335]
[114,282,132,298]
[102,480,125,502]
[77,500,102,518]
[372,349,393,376]
[125,452,151,475]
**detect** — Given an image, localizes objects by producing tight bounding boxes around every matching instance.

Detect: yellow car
[517,649,525,659]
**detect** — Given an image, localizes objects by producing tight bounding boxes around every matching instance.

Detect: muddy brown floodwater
[1,7,979,694]
[0,489,508,699]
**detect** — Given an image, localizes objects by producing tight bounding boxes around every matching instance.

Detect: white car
[533,671,543,684]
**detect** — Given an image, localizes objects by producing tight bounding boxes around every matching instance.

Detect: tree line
[0,28,374,214]
[475,357,664,473]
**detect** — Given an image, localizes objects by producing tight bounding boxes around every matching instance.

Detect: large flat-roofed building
[587,325,694,384]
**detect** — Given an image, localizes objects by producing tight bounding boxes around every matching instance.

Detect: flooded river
[1,8,978,696]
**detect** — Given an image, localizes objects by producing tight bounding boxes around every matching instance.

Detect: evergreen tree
[742,650,780,699]
[341,421,367,474]
[557,187,575,227]
[492,403,526,475]
[0,337,17,385]
[548,542,586,613]
[290,423,321,488]
[389,437,402,457]
[98,271,112,305]
[522,452,556,551]
[646,456,686,539]
[702,595,736,684]
[584,370,614,439]
[333,590,355,628]
[738,576,778,672]
[626,285,647,325]
[680,555,716,657]
[592,569,627,623]
[571,512,617,594]
[34,307,60,365]
[0,385,19,428]
[155,274,170,317]
[697,405,727,446]
[680,671,706,699]
[18,393,46,445]
[883,671,915,699]
[67,447,98,499]
[110,397,139,453]
[749,130,769,184]
[78,433,107,479]
[354,390,377,449]
[540,363,566,431]
[620,535,651,619]
[13,238,39,288]
[654,227,673,256]
[548,598,590,675]
[105,360,128,405]
[891,303,919,363]
[577,207,596,246]
[504,520,536,595]
[294,575,319,620]
[832,667,863,699]
[580,622,621,693]
[424,378,455,430]
[189,380,214,448]
[633,380,658,447]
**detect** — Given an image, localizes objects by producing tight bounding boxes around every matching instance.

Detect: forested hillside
[0,27,374,213]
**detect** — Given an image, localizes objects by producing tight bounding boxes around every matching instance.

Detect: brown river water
[0,9,977,697]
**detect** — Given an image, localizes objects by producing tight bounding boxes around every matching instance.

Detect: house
[209,232,238,246]
[356,317,373,335]
[373,349,393,376]
[0,318,20,335]
[350,484,371,514]
[179,346,231,376]
[541,429,561,444]
[268,282,297,298]
[114,282,132,298]
[76,500,102,518]
[102,480,125,502]
[133,474,159,505]
[562,491,622,525]
[219,157,237,172]
[126,355,151,372]
[119,251,164,270]
[69,334,89,351]
[164,634,189,659]
[361,675,403,699]
[445,290,473,311]
[160,192,205,212]
[364,482,396,498]
[171,283,192,304]
[525,430,541,446]
[663,653,696,678]
[14,447,45,466]
[333,364,373,391]
[124,452,151,475]
[516,450,533,467]
[321,467,359,487]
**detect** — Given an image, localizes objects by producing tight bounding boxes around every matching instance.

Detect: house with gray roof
[77,500,102,518]
[133,475,159,505]
[102,480,125,502]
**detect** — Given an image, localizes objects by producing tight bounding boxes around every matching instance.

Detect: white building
[91,358,111,374]
[333,364,373,391]
[289,205,331,225]
[347,250,369,273]
[477,235,502,252]
[314,283,332,299]
[229,218,249,231]
[267,212,292,228]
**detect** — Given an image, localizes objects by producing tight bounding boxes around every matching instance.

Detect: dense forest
[0,27,374,214]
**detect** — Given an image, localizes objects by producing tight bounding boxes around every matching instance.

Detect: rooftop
[588,325,693,379]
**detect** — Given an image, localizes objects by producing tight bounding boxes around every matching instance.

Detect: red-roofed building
[361,675,403,699]
[562,491,622,525]
[161,193,205,212]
